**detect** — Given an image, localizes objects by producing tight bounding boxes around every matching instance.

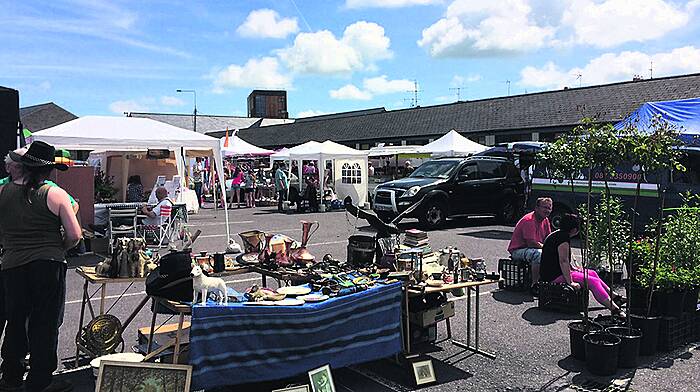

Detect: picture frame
[412,359,436,386]
[95,360,192,392]
[272,386,311,392]
[308,364,336,392]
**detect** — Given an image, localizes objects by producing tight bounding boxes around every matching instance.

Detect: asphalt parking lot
[28,206,700,391]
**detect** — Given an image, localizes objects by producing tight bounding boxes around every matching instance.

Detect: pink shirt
[508,211,551,253]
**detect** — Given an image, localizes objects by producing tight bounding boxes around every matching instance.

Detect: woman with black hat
[0,141,82,392]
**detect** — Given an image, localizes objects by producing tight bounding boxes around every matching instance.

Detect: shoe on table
[0,378,23,392]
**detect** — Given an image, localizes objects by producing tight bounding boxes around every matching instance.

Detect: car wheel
[419,201,446,229]
[496,199,519,224]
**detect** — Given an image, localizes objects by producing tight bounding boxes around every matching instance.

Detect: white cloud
[519,46,700,89]
[434,95,453,103]
[345,0,441,9]
[38,81,51,91]
[330,84,373,100]
[277,21,392,74]
[236,9,299,39]
[561,0,692,48]
[213,57,292,92]
[297,109,330,118]
[109,100,149,114]
[418,0,554,57]
[363,75,414,94]
[329,76,414,100]
[450,74,481,86]
[160,96,185,106]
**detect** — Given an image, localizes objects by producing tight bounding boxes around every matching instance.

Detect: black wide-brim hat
[9,140,68,171]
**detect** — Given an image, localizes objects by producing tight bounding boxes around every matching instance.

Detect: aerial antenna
[406,80,421,107]
[449,86,467,102]
[501,80,511,96]
[574,72,582,87]
[649,60,653,79]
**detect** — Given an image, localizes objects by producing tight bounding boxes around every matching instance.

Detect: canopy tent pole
[213,144,230,242]
[121,154,129,202]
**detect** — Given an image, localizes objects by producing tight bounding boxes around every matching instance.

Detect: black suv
[372,156,525,228]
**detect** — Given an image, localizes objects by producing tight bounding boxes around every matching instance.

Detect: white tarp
[417,129,488,157]
[220,132,273,157]
[33,116,231,242]
[274,140,369,205]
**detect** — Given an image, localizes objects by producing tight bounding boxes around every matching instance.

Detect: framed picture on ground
[272,386,311,392]
[308,364,336,392]
[95,360,192,392]
[412,359,436,386]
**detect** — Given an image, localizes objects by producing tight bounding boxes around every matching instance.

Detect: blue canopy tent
[614,97,700,146]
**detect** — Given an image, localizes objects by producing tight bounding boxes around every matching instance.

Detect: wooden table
[408,279,498,359]
[145,266,251,364]
[74,266,148,365]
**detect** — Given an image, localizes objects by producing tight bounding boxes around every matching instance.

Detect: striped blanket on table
[189,282,403,390]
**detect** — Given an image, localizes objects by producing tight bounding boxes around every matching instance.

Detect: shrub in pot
[653,263,686,318]
[568,321,602,361]
[583,332,621,375]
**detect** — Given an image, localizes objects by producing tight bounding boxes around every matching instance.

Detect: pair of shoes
[0,378,23,392]
[612,294,627,307]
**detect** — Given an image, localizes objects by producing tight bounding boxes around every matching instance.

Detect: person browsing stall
[275,162,289,212]
[141,187,172,225]
[507,197,552,294]
[0,141,82,392]
[540,213,625,317]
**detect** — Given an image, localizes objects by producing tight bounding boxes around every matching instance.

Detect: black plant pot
[627,285,654,315]
[683,286,699,314]
[568,321,603,361]
[631,313,661,356]
[594,314,626,329]
[606,326,642,368]
[598,269,623,286]
[584,332,621,376]
[658,289,685,317]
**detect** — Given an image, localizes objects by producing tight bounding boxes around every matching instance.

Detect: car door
[452,162,480,214]
[476,160,507,213]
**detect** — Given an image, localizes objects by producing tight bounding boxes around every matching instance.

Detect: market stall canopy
[367,145,422,157]
[32,116,219,150]
[417,129,488,157]
[614,97,700,146]
[219,133,273,157]
[270,147,290,160]
[287,140,367,160]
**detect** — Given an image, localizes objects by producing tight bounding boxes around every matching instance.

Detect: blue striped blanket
[189,282,403,390]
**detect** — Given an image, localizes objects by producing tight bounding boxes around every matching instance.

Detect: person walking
[0,141,82,392]
[275,162,289,212]
[192,157,204,207]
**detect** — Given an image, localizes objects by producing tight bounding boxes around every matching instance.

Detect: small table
[408,279,498,359]
[145,266,251,363]
[74,266,149,365]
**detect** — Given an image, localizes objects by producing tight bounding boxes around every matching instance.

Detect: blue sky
[3,0,700,119]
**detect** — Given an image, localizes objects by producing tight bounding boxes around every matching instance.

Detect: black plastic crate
[538,282,587,313]
[497,258,531,291]
[658,313,695,352]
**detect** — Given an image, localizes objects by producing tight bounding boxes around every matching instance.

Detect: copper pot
[291,221,319,265]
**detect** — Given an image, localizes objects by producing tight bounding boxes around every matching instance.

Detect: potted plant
[95,169,118,203]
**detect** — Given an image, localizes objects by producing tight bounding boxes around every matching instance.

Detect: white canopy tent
[418,129,488,157]
[219,131,273,157]
[33,116,232,241]
[367,145,422,157]
[275,140,370,205]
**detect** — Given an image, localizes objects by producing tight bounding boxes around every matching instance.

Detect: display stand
[407,279,498,359]
[74,266,150,366]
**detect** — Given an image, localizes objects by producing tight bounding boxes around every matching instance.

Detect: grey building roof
[211,73,700,148]
[128,112,294,133]
[20,102,77,132]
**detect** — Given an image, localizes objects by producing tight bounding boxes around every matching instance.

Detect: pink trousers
[552,269,611,304]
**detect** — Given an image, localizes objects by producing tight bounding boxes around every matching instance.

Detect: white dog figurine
[191,265,228,305]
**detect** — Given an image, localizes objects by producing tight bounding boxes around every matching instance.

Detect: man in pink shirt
[507,197,552,292]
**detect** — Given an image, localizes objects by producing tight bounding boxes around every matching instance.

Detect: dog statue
[191,265,228,305]
[118,238,132,278]
[95,260,111,277]
[128,238,147,277]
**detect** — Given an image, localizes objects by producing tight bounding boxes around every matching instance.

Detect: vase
[291,220,319,266]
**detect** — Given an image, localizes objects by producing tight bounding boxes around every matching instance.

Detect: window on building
[342,162,362,184]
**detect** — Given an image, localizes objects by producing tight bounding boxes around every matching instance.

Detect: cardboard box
[409,301,455,327]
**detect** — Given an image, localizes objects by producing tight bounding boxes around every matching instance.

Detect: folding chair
[107,207,138,254]
[141,204,173,248]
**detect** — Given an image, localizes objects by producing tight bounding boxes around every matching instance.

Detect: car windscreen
[410,160,458,179]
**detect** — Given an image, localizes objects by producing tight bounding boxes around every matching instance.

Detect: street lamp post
[176,89,197,132]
